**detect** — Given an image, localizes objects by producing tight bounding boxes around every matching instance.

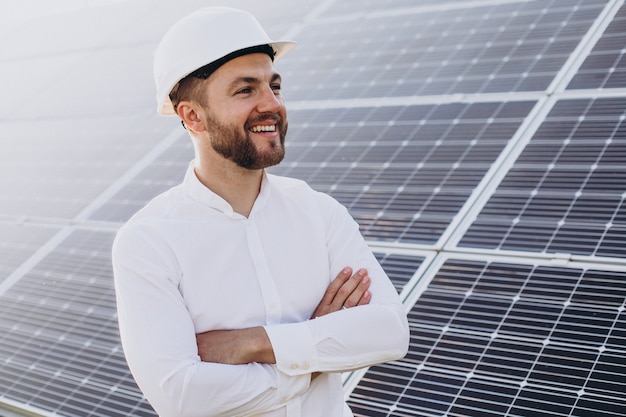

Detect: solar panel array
[459,97,626,258]
[1,0,625,416]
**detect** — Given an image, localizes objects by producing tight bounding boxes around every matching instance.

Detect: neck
[193,156,263,218]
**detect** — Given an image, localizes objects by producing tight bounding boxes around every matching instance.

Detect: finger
[318,267,352,307]
[356,290,371,306]
[343,274,370,308]
[332,268,368,307]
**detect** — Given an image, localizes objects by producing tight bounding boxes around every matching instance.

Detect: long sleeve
[263,193,410,376]
[112,170,409,417]
[112,223,310,417]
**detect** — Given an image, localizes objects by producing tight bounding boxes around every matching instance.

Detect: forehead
[208,53,278,85]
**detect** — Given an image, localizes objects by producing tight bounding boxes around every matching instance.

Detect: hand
[311,267,371,319]
[309,268,371,382]
[196,327,275,364]
[195,267,371,370]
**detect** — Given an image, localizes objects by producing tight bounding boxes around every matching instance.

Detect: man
[112,7,409,417]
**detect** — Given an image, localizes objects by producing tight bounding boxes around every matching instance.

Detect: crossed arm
[195,267,371,366]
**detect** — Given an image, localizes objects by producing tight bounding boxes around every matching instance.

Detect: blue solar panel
[459,97,626,258]
[348,259,626,416]
[1,0,625,416]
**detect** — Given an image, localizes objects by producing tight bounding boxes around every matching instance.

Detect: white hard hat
[154,7,296,115]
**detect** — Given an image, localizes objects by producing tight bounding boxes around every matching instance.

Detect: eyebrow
[229,73,282,89]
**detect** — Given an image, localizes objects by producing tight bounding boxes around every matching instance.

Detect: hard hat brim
[157,40,295,116]
[153,7,298,116]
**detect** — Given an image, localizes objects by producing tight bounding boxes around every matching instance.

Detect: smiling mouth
[249,124,277,133]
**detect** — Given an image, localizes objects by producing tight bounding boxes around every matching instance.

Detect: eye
[271,83,282,93]
[236,87,252,95]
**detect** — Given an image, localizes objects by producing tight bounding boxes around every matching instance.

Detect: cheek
[212,103,249,123]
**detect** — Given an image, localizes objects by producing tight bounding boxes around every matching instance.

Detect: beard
[205,112,287,170]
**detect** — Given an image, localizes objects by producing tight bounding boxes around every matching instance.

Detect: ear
[177,101,206,133]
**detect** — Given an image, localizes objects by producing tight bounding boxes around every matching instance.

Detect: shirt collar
[183,161,271,216]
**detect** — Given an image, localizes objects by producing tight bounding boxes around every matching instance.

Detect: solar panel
[271,101,535,244]
[0,230,155,417]
[0,223,59,282]
[568,4,626,89]
[1,0,625,416]
[279,0,608,101]
[347,258,626,416]
[88,137,193,223]
[459,97,626,258]
[374,252,426,294]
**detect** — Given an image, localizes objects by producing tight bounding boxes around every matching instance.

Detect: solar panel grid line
[76,126,184,223]
[268,0,335,42]
[456,381,537,417]
[352,367,459,413]
[277,99,538,244]
[457,96,626,257]
[376,253,432,295]
[0,398,57,417]
[24,381,125,417]
[0,364,142,417]
[0,215,127,234]
[352,280,624,415]
[282,2,608,98]
[368,252,623,360]
[326,0,532,23]
[48,371,140,409]
[433,246,626,274]
[3,1,626,416]
[0,228,74,299]
[568,6,626,89]
[343,250,435,394]
[546,0,626,95]
[0,344,117,383]
[546,0,624,94]
[0,228,126,416]
[437,98,551,248]
[446,258,623,362]
[0,308,112,347]
[0,354,133,399]
[287,90,547,112]
[440,1,624,253]
[447,104,625,256]
[0,125,182,298]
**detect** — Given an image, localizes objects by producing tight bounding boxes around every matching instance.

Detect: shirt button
[290,363,299,370]
[303,363,310,370]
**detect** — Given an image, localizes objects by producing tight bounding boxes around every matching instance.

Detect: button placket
[246,219,282,324]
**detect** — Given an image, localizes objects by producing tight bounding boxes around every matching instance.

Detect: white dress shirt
[112,163,409,417]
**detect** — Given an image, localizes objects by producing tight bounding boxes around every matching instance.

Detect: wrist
[245,327,276,364]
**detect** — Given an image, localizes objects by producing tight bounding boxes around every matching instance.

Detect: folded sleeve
[265,303,408,376]
[264,193,410,376]
[112,223,310,417]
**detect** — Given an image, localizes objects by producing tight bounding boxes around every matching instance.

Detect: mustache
[246,113,283,127]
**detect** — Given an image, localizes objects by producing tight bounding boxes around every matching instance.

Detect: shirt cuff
[273,366,311,406]
[264,321,319,376]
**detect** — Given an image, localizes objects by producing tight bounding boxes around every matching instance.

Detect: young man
[112,7,409,417]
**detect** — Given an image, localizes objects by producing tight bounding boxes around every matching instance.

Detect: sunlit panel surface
[280,0,608,100]
[1,0,625,416]
[348,259,626,416]
[459,97,626,258]
[568,4,626,89]
[272,101,535,244]
[0,230,155,416]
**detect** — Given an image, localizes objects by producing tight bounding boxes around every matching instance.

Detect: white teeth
[250,125,276,133]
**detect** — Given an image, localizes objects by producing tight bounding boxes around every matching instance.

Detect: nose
[256,84,283,114]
